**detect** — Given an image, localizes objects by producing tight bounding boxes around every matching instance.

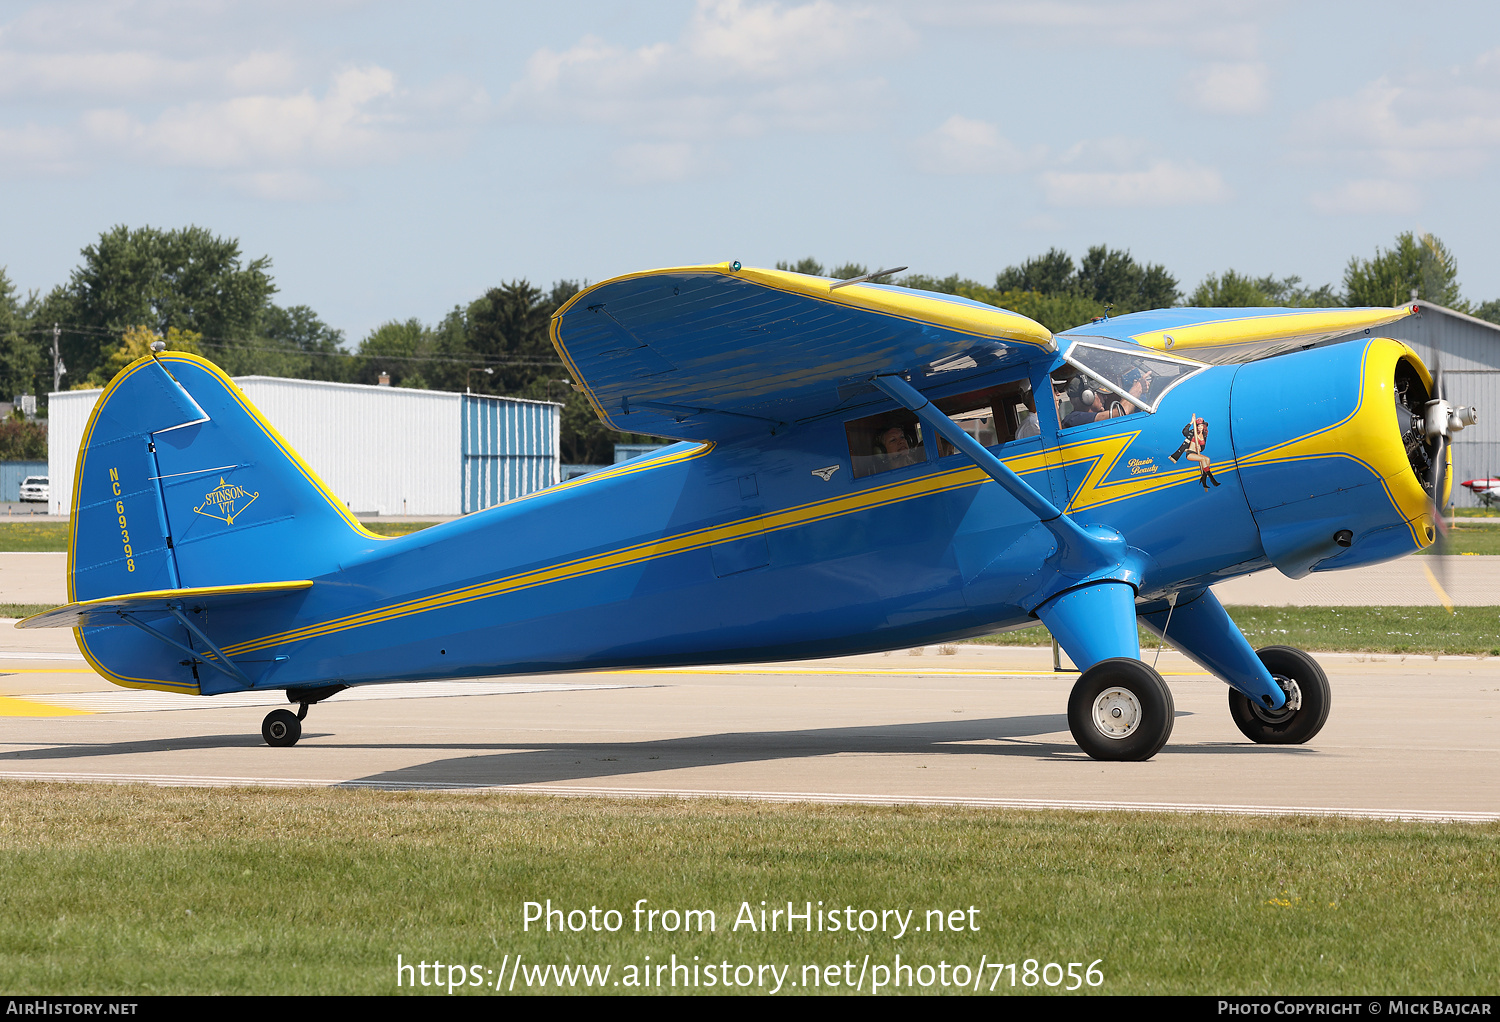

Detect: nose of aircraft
[1229,337,1448,578]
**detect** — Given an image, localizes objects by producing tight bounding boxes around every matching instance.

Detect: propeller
[1420,348,1478,611]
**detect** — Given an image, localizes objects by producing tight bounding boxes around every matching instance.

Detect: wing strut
[870,374,1123,577]
[116,603,252,687]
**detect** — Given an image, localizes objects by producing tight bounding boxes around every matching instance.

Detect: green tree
[46,225,277,386]
[464,281,558,395]
[354,319,432,388]
[0,268,45,403]
[1076,245,1179,311]
[1475,299,1500,325]
[0,419,46,459]
[898,272,979,295]
[995,248,1076,295]
[249,304,352,382]
[828,262,868,280]
[987,289,1106,333]
[1344,232,1466,309]
[81,324,202,388]
[1189,271,1339,308]
[775,257,826,276]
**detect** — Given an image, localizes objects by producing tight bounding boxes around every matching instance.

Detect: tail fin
[67,353,381,691]
[71,352,376,601]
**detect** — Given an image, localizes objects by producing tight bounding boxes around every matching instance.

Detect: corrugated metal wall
[461,394,560,513]
[47,390,100,515]
[49,377,562,518]
[236,378,461,516]
[0,461,48,502]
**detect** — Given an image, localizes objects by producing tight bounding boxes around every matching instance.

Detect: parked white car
[18,476,49,503]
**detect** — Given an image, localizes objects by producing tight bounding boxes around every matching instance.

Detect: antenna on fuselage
[829,267,908,290]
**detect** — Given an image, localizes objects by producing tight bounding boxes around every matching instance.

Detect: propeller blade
[1427,432,1454,614]
[1422,562,1455,615]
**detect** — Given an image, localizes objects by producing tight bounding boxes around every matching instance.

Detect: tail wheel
[1228,646,1330,745]
[262,708,302,747]
[1067,658,1175,762]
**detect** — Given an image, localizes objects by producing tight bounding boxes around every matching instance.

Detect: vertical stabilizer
[67,353,384,692]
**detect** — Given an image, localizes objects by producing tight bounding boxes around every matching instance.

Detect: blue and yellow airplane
[18,263,1474,761]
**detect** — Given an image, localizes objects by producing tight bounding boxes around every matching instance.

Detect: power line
[19,323,565,367]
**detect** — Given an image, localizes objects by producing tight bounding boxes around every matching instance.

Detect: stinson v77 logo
[193,477,259,525]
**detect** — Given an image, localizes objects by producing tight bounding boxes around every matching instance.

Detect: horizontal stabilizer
[18,580,313,630]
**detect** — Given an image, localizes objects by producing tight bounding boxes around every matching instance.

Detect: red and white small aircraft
[1461,478,1500,507]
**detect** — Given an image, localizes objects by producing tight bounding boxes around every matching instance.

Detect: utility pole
[51,323,65,394]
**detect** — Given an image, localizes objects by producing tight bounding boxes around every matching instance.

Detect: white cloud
[82,66,405,170]
[0,123,80,176]
[913,114,1045,174]
[1307,179,1421,216]
[221,170,343,202]
[907,0,1274,59]
[612,141,718,185]
[1040,160,1230,206]
[1181,61,1269,115]
[1295,60,1500,177]
[0,49,206,100]
[1294,53,1500,215]
[505,0,914,141]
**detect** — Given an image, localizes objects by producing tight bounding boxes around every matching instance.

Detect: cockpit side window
[931,379,1036,456]
[845,412,928,479]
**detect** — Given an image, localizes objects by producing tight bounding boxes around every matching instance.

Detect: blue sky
[2,0,1498,342]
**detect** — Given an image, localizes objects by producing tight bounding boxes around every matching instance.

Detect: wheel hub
[1091,686,1142,739]
[1252,674,1302,724]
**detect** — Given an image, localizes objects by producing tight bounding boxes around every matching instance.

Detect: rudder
[68,353,382,691]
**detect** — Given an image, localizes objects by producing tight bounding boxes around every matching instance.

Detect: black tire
[1067,658,1175,761]
[262,708,302,747]
[1228,646,1330,745]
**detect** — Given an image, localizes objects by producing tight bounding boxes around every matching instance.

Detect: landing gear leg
[1038,582,1176,761]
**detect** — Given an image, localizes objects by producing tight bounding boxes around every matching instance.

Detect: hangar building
[47,376,561,518]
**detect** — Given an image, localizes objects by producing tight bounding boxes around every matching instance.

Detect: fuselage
[156,335,1431,696]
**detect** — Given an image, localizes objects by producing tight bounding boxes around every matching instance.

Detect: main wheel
[1067,658,1175,761]
[262,708,302,747]
[1228,646,1330,745]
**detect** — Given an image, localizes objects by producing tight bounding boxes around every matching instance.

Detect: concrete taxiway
[1,623,1496,822]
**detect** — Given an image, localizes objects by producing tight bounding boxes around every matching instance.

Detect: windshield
[1059,338,1205,415]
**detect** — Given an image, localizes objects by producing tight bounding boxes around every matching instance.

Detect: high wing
[550,263,1054,442]
[1057,305,1419,365]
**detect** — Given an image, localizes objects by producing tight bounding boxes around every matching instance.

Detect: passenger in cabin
[1016,390,1040,438]
[874,425,923,470]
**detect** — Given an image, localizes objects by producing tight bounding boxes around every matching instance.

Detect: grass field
[0,783,1494,996]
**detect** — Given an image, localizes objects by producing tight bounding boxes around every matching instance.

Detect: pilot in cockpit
[1061,369,1149,427]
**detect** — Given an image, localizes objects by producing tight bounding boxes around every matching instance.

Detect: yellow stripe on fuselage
[1232,339,1431,545]
[219,431,1236,658]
